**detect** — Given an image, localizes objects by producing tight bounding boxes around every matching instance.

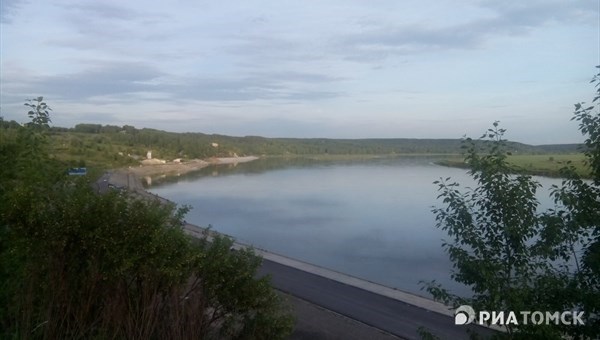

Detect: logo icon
[455,305,476,325]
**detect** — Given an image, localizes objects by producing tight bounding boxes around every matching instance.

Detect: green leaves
[190,236,293,338]
[426,68,600,339]
[24,96,52,128]
[0,98,293,339]
[428,123,553,335]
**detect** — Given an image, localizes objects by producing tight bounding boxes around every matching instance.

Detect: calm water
[147,156,564,297]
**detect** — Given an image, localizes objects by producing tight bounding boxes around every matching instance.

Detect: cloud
[168,74,341,102]
[479,0,597,25]
[64,2,141,21]
[0,0,24,23]
[1,60,343,107]
[168,77,282,102]
[225,35,327,67]
[337,0,596,61]
[1,61,165,102]
[250,71,343,84]
[45,2,170,53]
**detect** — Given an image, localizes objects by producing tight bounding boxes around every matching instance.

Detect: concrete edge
[256,246,453,317]
[182,223,454,317]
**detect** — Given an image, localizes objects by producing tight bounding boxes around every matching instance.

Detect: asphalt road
[258,259,495,340]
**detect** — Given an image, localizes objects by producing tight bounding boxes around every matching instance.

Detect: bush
[0,98,293,339]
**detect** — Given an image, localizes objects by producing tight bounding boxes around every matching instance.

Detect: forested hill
[0,120,581,167]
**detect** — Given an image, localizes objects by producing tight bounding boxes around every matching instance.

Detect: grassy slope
[437,154,590,178]
[48,131,141,171]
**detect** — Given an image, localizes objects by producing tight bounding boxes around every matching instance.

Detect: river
[146,156,565,297]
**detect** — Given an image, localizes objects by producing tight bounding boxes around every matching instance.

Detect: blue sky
[1,0,598,144]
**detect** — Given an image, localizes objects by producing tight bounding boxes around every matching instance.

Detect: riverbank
[437,153,590,178]
[117,156,259,179]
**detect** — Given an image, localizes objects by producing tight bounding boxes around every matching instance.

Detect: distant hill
[54,123,585,158]
[0,120,583,168]
[533,144,582,153]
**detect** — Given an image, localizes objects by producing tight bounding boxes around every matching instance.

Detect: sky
[1,0,598,144]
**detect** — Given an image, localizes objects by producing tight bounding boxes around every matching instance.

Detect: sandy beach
[105,156,259,193]
[122,156,259,178]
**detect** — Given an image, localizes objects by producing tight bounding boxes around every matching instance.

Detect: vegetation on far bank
[437,153,590,178]
[0,116,585,179]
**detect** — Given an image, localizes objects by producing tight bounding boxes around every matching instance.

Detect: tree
[0,99,294,339]
[537,68,600,338]
[424,67,600,339]
[424,123,551,338]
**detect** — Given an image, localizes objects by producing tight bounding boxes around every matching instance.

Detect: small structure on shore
[142,150,168,165]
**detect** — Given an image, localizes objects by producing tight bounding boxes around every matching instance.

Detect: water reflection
[147,156,565,298]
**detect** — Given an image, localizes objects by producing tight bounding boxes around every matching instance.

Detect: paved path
[184,224,496,339]
[260,257,494,339]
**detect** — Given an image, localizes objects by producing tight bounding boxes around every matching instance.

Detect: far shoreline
[435,153,590,179]
[108,153,589,187]
[120,156,259,179]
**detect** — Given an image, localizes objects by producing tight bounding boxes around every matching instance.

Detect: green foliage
[537,67,600,337]
[190,235,294,338]
[73,123,102,133]
[424,68,600,339]
[0,100,64,194]
[1,184,293,338]
[573,69,600,181]
[0,99,293,339]
[438,154,589,178]
[425,123,547,337]
[24,96,51,128]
